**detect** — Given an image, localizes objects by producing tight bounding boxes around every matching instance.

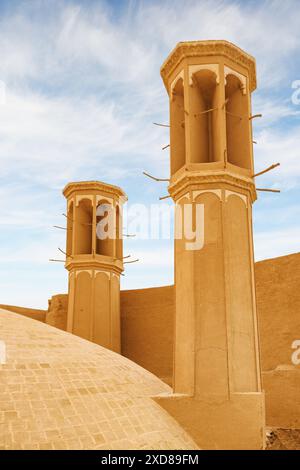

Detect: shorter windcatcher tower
[63,181,127,353]
[154,40,265,450]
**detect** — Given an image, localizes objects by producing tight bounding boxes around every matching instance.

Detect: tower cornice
[168,170,257,203]
[63,180,127,201]
[65,257,123,275]
[161,40,257,92]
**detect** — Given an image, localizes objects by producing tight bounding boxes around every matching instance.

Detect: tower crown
[161,40,257,182]
[63,180,127,274]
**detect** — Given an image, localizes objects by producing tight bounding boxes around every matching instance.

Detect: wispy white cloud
[254,227,300,261]
[0,0,299,307]
[253,125,300,190]
[0,87,169,188]
[252,96,300,127]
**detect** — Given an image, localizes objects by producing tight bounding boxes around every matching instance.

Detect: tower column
[172,177,262,401]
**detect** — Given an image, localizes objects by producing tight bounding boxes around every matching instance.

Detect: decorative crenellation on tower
[63,181,127,353]
[154,40,265,450]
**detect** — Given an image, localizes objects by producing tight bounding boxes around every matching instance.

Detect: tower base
[153,392,265,450]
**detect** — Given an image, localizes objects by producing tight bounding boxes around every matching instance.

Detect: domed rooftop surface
[0,308,198,450]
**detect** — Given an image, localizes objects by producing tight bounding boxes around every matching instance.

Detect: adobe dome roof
[0,308,198,450]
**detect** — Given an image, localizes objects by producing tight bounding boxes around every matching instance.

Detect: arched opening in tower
[96,201,114,257]
[170,77,186,175]
[190,69,218,163]
[115,204,122,260]
[66,201,73,256]
[225,74,251,169]
[74,199,93,255]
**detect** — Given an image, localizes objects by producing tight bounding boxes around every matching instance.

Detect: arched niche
[170,77,186,175]
[66,201,74,256]
[73,271,92,340]
[190,69,218,163]
[192,191,228,397]
[225,73,251,169]
[93,271,110,348]
[96,200,114,257]
[74,198,93,255]
[224,194,257,392]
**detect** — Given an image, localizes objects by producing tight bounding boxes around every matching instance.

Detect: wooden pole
[252,163,280,178]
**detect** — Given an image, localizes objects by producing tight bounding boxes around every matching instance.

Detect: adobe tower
[155,41,265,449]
[63,181,126,353]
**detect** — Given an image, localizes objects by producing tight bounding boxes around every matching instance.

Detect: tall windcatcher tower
[63,181,126,353]
[155,41,265,449]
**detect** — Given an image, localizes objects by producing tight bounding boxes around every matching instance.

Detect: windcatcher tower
[63,181,126,353]
[155,41,265,449]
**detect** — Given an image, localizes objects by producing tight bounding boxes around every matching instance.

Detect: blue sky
[0,0,299,308]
